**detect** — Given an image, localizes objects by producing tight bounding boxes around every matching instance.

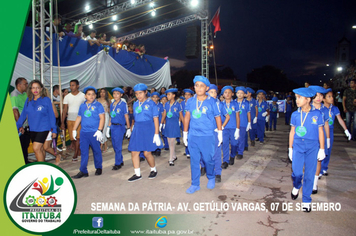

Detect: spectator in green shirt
[10,77,30,164]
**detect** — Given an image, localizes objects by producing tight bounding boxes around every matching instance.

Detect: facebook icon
[92,217,104,228]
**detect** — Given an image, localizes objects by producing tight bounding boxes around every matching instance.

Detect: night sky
[130,0,356,85]
[54,0,356,86]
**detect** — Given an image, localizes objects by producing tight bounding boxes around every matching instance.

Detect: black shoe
[251,140,255,146]
[71,171,88,179]
[322,171,328,176]
[176,142,180,145]
[256,138,260,141]
[148,171,157,179]
[269,128,272,131]
[229,157,235,165]
[312,188,318,194]
[95,168,102,175]
[200,168,206,176]
[274,128,276,131]
[303,205,311,213]
[291,191,299,200]
[164,148,169,150]
[155,151,161,156]
[236,154,243,160]
[183,153,186,155]
[112,165,122,170]
[128,174,142,182]
[244,146,248,151]
[264,134,266,138]
[186,154,190,159]
[140,157,145,162]
[121,162,124,166]
[172,157,178,162]
[215,175,221,183]
[260,141,264,144]
[169,161,174,166]
[221,162,229,169]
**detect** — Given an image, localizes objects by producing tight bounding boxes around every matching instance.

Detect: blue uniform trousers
[250,123,257,141]
[285,111,292,124]
[269,113,277,129]
[188,135,215,186]
[257,119,265,142]
[79,131,103,174]
[162,135,169,149]
[292,139,319,203]
[111,124,125,165]
[321,129,334,173]
[222,128,238,163]
[233,126,246,155]
[200,132,222,175]
[245,131,249,148]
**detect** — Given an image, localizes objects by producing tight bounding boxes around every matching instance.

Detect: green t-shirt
[10,89,27,114]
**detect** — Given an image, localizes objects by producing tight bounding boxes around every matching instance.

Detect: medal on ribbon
[296,126,307,137]
[84,110,92,117]
[192,109,202,119]
[167,111,173,118]
[110,111,116,118]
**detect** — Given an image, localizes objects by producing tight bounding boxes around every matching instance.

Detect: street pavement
[54,116,356,236]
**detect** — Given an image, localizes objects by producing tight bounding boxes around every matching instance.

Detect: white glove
[277,113,279,118]
[183,131,188,146]
[159,123,163,132]
[72,130,77,140]
[253,117,257,124]
[217,130,223,147]
[132,125,134,131]
[106,127,110,138]
[327,138,330,149]
[125,128,132,138]
[284,109,286,113]
[317,149,326,161]
[266,115,269,123]
[93,130,103,142]
[262,112,267,117]
[234,128,240,140]
[179,121,181,127]
[246,122,251,131]
[345,130,352,140]
[163,124,165,130]
[288,148,293,161]
[153,134,161,146]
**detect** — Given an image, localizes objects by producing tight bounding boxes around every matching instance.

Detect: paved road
[55,116,356,236]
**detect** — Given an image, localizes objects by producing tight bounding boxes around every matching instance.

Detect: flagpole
[210,24,218,86]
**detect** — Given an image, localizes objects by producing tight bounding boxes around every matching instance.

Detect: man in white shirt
[86,30,100,46]
[61,80,86,161]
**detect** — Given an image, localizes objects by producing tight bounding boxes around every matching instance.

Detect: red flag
[211,7,221,36]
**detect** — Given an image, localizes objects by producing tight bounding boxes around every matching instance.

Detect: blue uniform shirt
[286,100,293,112]
[16,97,57,133]
[312,104,329,124]
[186,95,220,136]
[236,99,250,127]
[133,99,159,122]
[269,103,279,114]
[164,101,182,120]
[110,100,128,125]
[247,98,257,119]
[221,100,238,129]
[78,100,105,132]
[181,101,186,117]
[216,99,227,129]
[291,107,324,141]
[157,102,164,122]
[257,100,268,120]
[325,104,340,129]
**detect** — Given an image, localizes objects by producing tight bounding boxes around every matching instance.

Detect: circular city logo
[4,163,77,234]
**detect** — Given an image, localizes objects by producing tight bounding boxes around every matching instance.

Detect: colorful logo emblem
[312,116,318,124]
[192,109,202,119]
[37,105,44,111]
[4,163,76,234]
[144,105,150,110]
[155,216,167,228]
[92,217,104,228]
[296,126,307,137]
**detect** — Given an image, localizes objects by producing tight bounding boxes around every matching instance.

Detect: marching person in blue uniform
[160,88,183,166]
[321,88,352,176]
[16,80,58,163]
[127,83,162,182]
[207,84,228,183]
[269,97,279,131]
[245,87,258,147]
[256,90,269,144]
[71,86,105,178]
[233,86,251,159]
[308,85,330,194]
[183,76,223,194]
[285,95,293,125]
[106,87,131,170]
[159,94,169,150]
[220,86,239,168]
[289,87,325,212]
[182,88,194,158]
[151,92,163,156]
